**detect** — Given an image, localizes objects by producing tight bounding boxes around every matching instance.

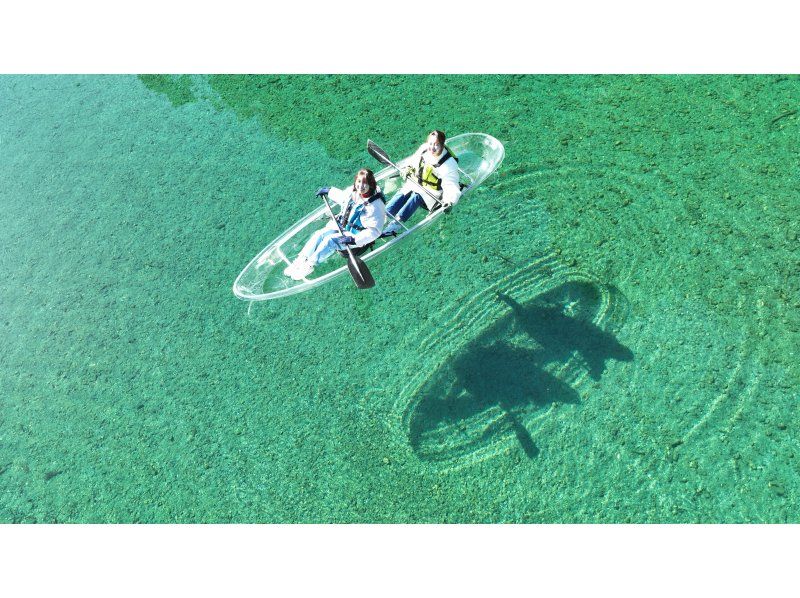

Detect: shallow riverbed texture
[0,75,797,522]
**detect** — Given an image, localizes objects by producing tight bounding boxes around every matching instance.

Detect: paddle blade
[346,251,375,290]
[367,139,392,166]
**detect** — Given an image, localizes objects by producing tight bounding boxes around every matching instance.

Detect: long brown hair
[354,168,377,195]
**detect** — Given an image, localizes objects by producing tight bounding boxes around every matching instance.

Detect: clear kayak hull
[233,133,505,301]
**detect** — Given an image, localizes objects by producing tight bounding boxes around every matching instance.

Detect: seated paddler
[382,129,462,235]
[284,168,386,281]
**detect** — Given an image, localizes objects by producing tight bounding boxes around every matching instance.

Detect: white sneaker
[283,258,308,277]
[289,258,314,281]
[283,256,303,276]
[383,221,402,236]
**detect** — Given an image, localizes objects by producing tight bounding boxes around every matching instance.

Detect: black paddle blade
[346,252,375,289]
[367,139,391,166]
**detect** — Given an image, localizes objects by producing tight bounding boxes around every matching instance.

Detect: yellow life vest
[416,148,456,191]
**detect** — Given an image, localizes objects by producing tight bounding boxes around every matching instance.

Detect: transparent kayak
[233,133,505,301]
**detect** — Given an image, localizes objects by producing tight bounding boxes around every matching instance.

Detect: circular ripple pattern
[393,256,631,470]
[497,159,769,446]
[391,157,769,479]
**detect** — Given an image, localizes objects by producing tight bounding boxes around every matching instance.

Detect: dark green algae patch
[0,74,798,523]
[139,74,195,107]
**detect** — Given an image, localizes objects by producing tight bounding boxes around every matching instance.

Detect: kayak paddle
[367,139,443,209]
[320,193,375,290]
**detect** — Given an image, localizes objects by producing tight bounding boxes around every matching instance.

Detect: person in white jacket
[383,130,462,235]
[284,168,386,281]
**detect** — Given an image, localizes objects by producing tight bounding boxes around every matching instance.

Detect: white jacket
[399,143,462,208]
[326,185,386,247]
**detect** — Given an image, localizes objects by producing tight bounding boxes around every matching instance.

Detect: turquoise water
[0,75,797,522]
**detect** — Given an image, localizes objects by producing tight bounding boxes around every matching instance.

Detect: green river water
[0,75,797,522]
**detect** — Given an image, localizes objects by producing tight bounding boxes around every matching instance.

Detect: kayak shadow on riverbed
[404,280,633,466]
[495,291,634,381]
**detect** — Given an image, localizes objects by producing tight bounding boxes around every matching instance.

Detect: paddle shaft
[321,194,357,255]
[367,140,444,209]
[320,193,375,289]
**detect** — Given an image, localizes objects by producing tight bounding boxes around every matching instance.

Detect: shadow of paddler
[497,288,633,380]
[405,280,633,463]
[409,341,580,460]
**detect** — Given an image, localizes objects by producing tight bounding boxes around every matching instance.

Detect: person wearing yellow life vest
[284,168,386,281]
[382,130,462,235]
